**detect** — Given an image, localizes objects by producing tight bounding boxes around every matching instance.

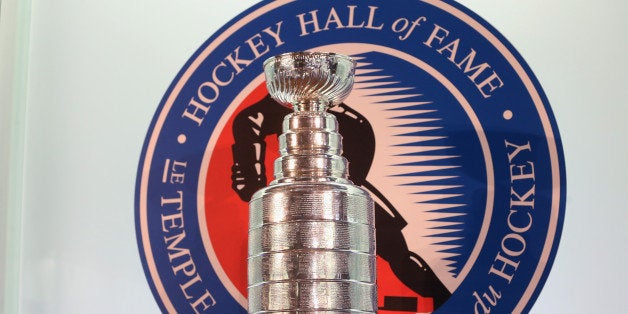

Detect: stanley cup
[247,52,377,313]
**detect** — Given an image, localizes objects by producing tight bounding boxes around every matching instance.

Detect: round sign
[135,1,566,313]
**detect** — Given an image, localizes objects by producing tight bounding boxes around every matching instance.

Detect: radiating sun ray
[347,60,468,283]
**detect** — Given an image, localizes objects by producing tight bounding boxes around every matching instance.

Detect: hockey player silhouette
[231,94,451,309]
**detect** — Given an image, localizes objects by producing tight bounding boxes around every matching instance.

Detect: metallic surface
[248,52,376,313]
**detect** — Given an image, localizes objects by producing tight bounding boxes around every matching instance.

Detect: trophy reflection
[247,52,377,313]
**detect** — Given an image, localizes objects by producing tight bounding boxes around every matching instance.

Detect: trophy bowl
[263,51,356,110]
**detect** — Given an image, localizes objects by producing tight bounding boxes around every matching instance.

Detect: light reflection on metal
[247,52,377,313]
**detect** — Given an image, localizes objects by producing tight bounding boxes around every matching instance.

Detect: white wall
[1,0,32,311]
[2,0,627,313]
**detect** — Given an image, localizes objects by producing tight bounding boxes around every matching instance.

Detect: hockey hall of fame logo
[135,0,566,313]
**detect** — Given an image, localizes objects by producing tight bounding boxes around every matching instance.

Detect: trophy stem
[293,100,329,113]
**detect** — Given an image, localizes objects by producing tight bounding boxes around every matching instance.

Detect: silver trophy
[247,52,377,313]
